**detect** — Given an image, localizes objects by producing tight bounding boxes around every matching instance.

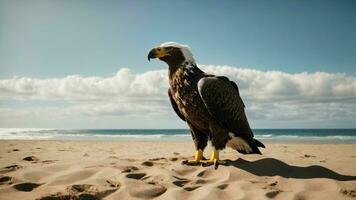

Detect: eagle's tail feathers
[237,144,261,155]
[248,141,262,155]
[234,138,262,155]
[254,139,265,148]
[227,134,264,155]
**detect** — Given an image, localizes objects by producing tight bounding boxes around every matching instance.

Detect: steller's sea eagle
[148,42,265,168]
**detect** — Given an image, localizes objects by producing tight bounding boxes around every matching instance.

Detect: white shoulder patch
[159,41,196,64]
[226,132,252,153]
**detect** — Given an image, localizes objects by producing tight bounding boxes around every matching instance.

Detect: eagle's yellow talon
[182,149,203,166]
[200,149,226,168]
[182,159,201,165]
[200,159,225,165]
[200,159,214,165]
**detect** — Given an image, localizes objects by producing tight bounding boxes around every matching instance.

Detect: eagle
[148,42,265,167]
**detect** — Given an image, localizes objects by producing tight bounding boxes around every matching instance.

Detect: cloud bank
[0,69,168,101]
[1,65,356,127]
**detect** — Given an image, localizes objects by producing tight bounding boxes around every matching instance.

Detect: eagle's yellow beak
[147,47,170,61]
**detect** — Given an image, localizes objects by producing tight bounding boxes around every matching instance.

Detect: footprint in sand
[172,179,190,187]
[170,157,178,161]
[0,164,22,173]
[194,179,206,184]
[196,168,223,179]
[262,181,279,189]
[302,154,316,158]
[126,173,146,180]
[0,176,12,185]
[341,188,356,198]
[197,170,206,177]
[37,193,72,200]
[184,186,201,191]
[106,180,120,188]
[23,156,39,162]
[265,190,281,199]
[149,157,166,161]
[41,160,57,164]
[121,166,139,173]
[39,184,118,200]
[141,161,154,166]
[13,182,42,192]
[70,184,92,193]
[269,181,278,186]
[172,176,202,191]
[217,183,229,190]
[263,181,283,199]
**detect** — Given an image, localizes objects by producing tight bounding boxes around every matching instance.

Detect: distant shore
[1,128,356,144]
[0,140,356,200]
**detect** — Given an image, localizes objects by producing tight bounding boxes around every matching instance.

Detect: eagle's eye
[157,48,161,51]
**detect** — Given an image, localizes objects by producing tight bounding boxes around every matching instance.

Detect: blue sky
[1,0,355,78]
[0,0,356,128]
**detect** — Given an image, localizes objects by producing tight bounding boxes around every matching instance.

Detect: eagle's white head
[148,42,196,65]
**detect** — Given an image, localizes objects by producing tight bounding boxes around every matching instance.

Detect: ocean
[1,128,356,143]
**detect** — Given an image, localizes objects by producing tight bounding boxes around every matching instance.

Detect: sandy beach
[0,140,355,200]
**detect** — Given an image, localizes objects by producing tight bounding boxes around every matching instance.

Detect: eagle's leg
[201,124,229,168]
[182,124,208,166]
[182,149,203,165]
[201,148,226,168]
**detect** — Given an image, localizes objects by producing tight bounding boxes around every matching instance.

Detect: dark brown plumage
[148,42,265,166]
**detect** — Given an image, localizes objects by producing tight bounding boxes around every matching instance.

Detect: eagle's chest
[170,68,197,106]
[169,68,209,123]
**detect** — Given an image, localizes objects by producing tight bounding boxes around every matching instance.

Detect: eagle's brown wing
[197,76,264,154]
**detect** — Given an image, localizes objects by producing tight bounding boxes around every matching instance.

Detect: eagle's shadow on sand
[226,158,356,181]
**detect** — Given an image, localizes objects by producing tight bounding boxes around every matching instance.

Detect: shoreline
[2,138,356,144]
[2,128,356,144]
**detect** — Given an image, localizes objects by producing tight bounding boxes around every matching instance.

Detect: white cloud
[0,68,168,101]
[1,65,356,127]
[201,65,356,102]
